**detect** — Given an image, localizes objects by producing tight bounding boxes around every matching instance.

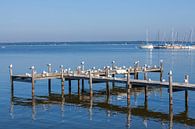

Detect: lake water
[0,42,195,129]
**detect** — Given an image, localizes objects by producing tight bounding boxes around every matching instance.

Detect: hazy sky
[0,0,194,42]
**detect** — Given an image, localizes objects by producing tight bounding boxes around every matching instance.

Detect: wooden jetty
[9,60,195,112]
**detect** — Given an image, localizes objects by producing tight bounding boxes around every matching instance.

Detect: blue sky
[0,0,194,42]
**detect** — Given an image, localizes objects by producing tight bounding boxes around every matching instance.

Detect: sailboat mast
[176,32,179,43]
[157,31,160,45]
[191,28,193,44]
[171,29,174,45]
[146,29,149,44]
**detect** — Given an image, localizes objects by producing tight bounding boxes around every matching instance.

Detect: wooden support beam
[134,71,138,79]
[185,90,188,111]
[9,64,14,96]
[106,81,110,95]
[81,61,85,71]
[78,79,80,95]
[61,78,65,98]
[69,79,71,94]
[60,65,65,98]
[144,66,147,80]
[160,60,163,82]
[112,60,115,69]
[47,64,52,95]
[112,74,115,88]
[144,67,148,109]
[134,62,138,79]
[184,75,189,112]
[31,66,35,101]
[169,71,173,106]
[82,79,84,93]
[89,70,93,96]
[127,69,131,107]
[134,61,139,79]
[106,67,110,95]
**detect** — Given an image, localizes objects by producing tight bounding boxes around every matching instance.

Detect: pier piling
[47,64,52,95]
[60,65,65,98]
[78,79,80,95]
[9,64,14,96]
[82,79,85,93]
[160,60,163,82]
[184,75,189,111]
[81,61,85,71]
[89,70,93,96]
[69,80,71,94]
[106,67,110,95]
[134,61,139,79]
[169,71,173,106]
[112,61,116,88]
[127,69,131,107]
[30,66,35,100]
[144,66,147,80]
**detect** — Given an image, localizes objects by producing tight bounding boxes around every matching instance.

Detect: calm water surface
[0,42,195,129]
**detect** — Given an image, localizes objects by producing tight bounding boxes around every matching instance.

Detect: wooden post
[77,66,81,75]
[106,81,110,95]
[127,69,131,107]
[106,67,110,95]
[9,64,14,96]
[184,75,189,112]
[69,79,71,94]
[112,61,116,88]
[144,66,147,80]
[144,66,148,109]
[60,65,65,98]
[185,90,188,112]
[160,60,163,82]
[31,66,35,101]
[78,79,80,95]
[105,66,109,77]
[127,72,132,129]
[82,79,85,93]
[47,64,52,95]
[112,60,115,69]
[112,74,115,88]
[169,71,173,106]
[89,70,93,96]
[134,61,139,79]
[81,61,85,71]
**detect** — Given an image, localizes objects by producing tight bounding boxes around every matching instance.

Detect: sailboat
[154,29,193,49]
[140,30,154,49]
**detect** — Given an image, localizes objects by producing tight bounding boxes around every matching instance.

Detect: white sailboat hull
[140,44,154,49]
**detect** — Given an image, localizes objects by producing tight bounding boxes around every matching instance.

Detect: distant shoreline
[0,41,139,46]
[0,41,194,46]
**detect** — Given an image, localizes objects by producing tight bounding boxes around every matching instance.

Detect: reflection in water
[61,97,65,122]
[146,49,153,65]
[169,105,173,129]
[10,93,14,119]
[32,98,36,120]
[89,96,93,120]
[9,87,195,128]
